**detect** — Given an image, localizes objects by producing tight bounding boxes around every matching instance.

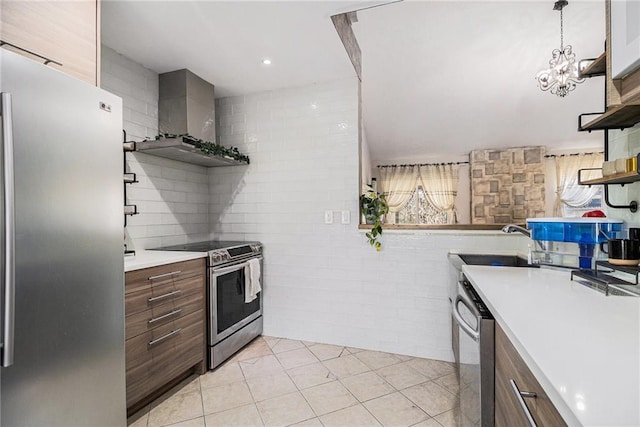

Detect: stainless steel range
[152,241,263,369]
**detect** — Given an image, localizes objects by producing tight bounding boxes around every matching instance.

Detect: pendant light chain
[560,8,564,50]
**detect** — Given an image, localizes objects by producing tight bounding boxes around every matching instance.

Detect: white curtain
[553,153,604,216]
[418,164,460,224]
[378,166,419,212]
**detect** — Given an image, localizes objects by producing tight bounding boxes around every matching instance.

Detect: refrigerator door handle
[1,92,16,367]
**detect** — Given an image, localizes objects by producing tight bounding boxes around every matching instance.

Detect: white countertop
[462,265,640,426]
[124,250,207,272]
[462,265,640,427]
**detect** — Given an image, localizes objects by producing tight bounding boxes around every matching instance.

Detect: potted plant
[360,185,389,251]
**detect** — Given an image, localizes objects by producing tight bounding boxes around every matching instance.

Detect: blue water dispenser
[526,218,623,269]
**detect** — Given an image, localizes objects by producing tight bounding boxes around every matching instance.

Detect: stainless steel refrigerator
[0,49,126,426]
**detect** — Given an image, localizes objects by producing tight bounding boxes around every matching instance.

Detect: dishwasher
[453,276,495,427]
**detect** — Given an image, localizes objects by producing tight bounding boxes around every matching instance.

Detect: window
[395,186,449,225]
[561,186,603,217]
[553,153,604,216]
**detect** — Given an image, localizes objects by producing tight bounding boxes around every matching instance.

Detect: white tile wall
[101,46,210,250]
[210,79,527,361]
[100,50,529,358]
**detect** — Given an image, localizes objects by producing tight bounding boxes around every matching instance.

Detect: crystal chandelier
[536,0,584,97]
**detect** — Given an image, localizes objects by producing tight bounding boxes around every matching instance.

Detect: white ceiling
[101,1,362,97]
[353,0,606,163]
[101,0,606,164]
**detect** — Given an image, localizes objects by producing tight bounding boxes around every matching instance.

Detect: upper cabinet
[606,0,640,106]
[0,0,100,86]
[578,0,640,132]
[610,0,640,100]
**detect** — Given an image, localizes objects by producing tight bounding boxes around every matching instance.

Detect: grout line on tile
[163,415,204,427]
[143,336,457,427]
[198,376,206,427]
[252,402,266,427]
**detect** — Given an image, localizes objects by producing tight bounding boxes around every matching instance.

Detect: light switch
[324,210,334,224]
[341,210,350,224]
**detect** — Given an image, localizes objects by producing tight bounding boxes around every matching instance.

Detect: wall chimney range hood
[159,69,216,141]
[132,69,249,167]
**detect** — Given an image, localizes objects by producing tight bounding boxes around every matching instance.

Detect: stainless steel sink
[458,254,538,268]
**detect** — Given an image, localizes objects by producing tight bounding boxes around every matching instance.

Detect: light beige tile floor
[128,336,461,427]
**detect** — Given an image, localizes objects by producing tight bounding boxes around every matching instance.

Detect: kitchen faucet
[502,224,549,260]
[501,224,531,237]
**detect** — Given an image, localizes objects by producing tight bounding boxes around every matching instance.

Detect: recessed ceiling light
[262,58,272,66]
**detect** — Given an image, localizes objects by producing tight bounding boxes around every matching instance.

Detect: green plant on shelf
[152,133,250,164]
[360,185,389,252]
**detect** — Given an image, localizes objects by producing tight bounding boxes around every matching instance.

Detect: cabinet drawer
[125,290,203,341]
[495,325,566,427]
[126,321,203,407]
[126,309,203,371]
[126,274,204,317]
[125,258,205,295]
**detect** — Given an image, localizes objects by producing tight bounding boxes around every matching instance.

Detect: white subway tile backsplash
[106,49,528,359]
[130,110,158,129]
[139,200,172,214]
[102,45,210,250]
[126,226,147,239]
[135,236,163,249]
[209,78,529,361]
[128,213,162,226]
[160,167,188,181]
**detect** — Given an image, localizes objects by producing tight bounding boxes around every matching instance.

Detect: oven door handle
[453,293,480,342]
[212,257,263,276]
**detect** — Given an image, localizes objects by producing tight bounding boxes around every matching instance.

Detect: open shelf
[578,154,640,186]
[134,136,250,167]
[578,104,640,131]
[580,170,640,186]
[124,173,138,184]
[579,53,606,77]
[124,205,138,216]
[123,132,139,236]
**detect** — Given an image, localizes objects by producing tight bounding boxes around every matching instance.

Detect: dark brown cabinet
[495,324,566,427]
[125,258,207,414]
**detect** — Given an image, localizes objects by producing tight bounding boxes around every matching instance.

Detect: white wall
[101,50,530,358]
[361,129,373,187]
[210,78,527,361]
[101,46,210,250]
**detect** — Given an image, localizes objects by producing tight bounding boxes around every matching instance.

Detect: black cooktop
[151,240,256,252]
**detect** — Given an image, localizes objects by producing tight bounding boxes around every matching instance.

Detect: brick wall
[101,46,210,250]
[471,146,546,224]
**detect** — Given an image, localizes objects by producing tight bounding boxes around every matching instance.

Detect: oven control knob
[223,254,230,261]
[213,254,221,263]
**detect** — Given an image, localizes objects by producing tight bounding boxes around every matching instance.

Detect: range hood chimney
[158,69,216,142]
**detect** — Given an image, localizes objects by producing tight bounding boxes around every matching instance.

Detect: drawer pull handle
[147,290,181,303]
[509,379,538,427]
[148,270,182,281]
[148,309,182,324]
[148,328,182,346]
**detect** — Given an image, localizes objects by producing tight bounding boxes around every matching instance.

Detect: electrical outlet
[324,210,334,224]
[341,210,350,224]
